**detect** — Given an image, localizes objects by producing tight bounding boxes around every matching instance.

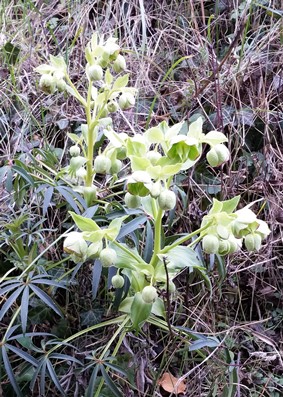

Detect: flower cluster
[201,197,271,255]
[35,55,67,94]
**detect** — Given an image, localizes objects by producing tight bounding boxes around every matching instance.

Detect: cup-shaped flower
[141,286,158,303]
[207,144,229,167]
[149,182,162,199]
[87,64,103,81]
[87,241,102,258]
[110,159,122,174]
[63,232,88,261]
[111,275,125,288]
[99,248,117,267]
[158,190,176,210]
[125,192,141,209]
[113,54,126,73]
[244,233,262,252]
[70,145,80,157]
[39,74,57,94]
[202,234,220,254]
[119,92,135,110]
[94,155,111,174]
[107,100,119,113]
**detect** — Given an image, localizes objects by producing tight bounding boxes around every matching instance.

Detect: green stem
[149,208,163,268]
[160,223,211,254]
[65,75,87,107]
[85,82,95,188]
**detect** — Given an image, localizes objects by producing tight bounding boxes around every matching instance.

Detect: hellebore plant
[36,33,271,332]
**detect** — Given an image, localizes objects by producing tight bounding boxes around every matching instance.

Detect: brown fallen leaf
[157,372,186,395]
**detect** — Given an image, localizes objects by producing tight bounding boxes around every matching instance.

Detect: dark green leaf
[6,343,38,366]
[43,186,54,216]
[29,284,62,317]
[20,286,30,333]
[12,165,35,187]
[2,346,23,396]
[86,365,100,397]
[0,286,25,321]
[100,365,123,397]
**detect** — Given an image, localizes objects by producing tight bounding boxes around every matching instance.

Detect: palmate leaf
[0,281,22,295]
[29,284,62,317]
[92,260,102,299]
[43,186,54,215]
[0,285,25,321]
[5,344,38,366]
[21,286,30,333]
[86,365,100,397]
[100,365,123,397]
[2,346,23,397]
[46,359,66,396]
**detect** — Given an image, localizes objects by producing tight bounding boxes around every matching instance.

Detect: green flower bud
[150,182,162,199]
[110,159,122,174]
[207,144,229,167]
[125,192,141,209]
[100,248,117,267]
[94,155,111,174]
[146,150,162,165]
[63,232,88,259]
[107,100,119,113]
[83,185,97,204]
[113,54,126,73]
[119,92,135,110]
[87,241,102,258]
[70,145,80,157]
[141,286,158,303]
[158,190,176,210]
[88,64,103,81]
[39,74,56,94]
[244,233,262,252]
[111,275,124,288]
[202,234,220,254]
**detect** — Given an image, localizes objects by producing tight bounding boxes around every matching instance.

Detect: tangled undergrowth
[0,1,282,396]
